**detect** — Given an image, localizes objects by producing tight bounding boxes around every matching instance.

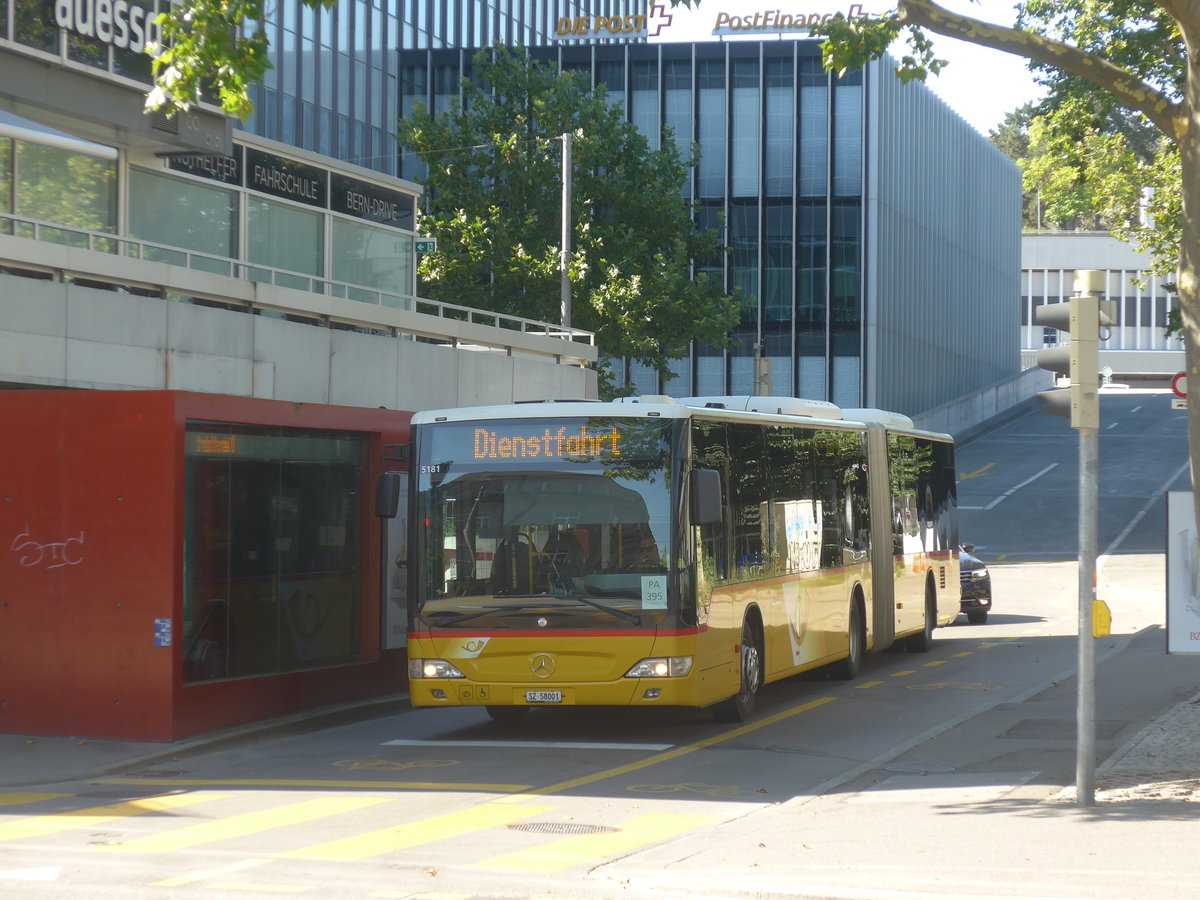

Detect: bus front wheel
[712,620,762,722]
[830,597,864,680]
[905,581,937,652]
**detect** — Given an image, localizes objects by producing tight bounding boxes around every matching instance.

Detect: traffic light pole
[1034,270,1112,809]
[1077,426,1097,807]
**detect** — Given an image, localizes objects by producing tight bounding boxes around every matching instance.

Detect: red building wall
[0,390,410,741]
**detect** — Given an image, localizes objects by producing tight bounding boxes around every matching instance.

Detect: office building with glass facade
[240,0,1020,414]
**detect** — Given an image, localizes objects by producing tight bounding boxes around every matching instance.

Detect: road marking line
[284,802,555,861]
[100,778,531,792]
[961,463,1059,510]
[207,883,310,894]
[952,652,973,658]
[477,812,716,872]
[150,858,272,887]
[922,660,948,667]
[100,796,389,854]
[382,739,674,751]
[854,681,883,689]
[494,696,837,802]
[959,463,995,480]
[0,793,68,807]
[890,670,916,677]
[0,792,231,843]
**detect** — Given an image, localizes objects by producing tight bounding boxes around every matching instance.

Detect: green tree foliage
[145,0,335,121]
[396,48,741,396]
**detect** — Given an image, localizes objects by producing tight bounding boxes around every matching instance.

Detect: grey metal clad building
[237,0,1021,414]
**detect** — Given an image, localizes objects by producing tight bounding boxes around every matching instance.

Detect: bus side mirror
[375,471,404,518]
[691,468,723,526]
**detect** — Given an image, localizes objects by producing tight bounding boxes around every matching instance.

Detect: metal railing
[0,212,596,348]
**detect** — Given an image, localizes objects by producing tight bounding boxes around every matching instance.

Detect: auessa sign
[54,0,162,54]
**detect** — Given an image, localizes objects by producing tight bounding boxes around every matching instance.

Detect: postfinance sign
[713,6,870,35]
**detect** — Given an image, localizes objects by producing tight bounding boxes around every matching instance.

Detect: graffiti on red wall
[10,527,86,569]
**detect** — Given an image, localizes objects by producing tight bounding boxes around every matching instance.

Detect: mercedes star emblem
[530,654,555,678]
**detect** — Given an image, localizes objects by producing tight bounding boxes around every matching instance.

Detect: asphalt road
[0,391,1191,899]
[955,390,1189,562]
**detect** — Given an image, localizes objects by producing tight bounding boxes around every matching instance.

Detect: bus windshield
[412,416,675,630]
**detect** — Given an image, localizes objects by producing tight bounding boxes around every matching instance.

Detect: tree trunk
[1181,53,1200,578]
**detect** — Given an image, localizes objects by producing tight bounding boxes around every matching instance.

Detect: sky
[648,1,1046,136]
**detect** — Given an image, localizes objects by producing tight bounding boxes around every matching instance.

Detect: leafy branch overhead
[146,0,335,120]
[803,0,1199,540]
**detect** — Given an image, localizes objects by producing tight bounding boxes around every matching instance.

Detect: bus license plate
[525,690,562,704]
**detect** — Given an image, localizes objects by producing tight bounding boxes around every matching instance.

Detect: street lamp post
[560,131,573,329]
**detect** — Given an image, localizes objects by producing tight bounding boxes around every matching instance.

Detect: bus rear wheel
[712,620,762,722]
[485,705,530,724]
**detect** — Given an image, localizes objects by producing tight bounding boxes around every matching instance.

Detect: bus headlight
[624,657,693,678]
[409,659,465,679]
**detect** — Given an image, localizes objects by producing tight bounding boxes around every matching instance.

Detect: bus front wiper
[423,603,548,626]
[557,593,643,625]
[495,593,642,625]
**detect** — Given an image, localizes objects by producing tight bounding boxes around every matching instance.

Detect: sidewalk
[0,694,410,790]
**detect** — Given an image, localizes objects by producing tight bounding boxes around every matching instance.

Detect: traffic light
[1034,270,1116,429]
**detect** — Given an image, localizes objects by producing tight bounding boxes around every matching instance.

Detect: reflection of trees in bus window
[691,420,869,582]
[727,422,767,579]
[888,434,955,554]
[691,419,729,591]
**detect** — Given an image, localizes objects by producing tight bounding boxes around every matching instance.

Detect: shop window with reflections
[183,425,364,683]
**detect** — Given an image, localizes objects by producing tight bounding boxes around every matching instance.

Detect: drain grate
[123,769,186,778]
[507,822,618,835]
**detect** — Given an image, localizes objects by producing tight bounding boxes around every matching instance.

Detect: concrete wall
[913,366,1049,441]
[1,274,597,410]
[865,58,1022,417]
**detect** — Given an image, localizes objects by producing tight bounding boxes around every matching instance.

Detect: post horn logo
[530,654,556,678]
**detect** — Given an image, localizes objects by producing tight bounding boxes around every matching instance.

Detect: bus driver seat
[490,533,531,595]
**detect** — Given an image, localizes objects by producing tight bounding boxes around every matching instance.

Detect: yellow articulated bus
[406,395,959,723]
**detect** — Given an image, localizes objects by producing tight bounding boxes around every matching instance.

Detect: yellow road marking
[922,660,948,667]
[496,696,836,803]
[478,812,717,872]
[0,792,231,843]
[102,796,389,854]
[150,858,272,887]
[285,802,555,860]
[101,778,530,792]
[890,670,916,677]
[959,463,995,480]
[208,883,310,894]
[0,793,68,807]
[952,651,973,658]
[907,682,992,692]
[854,680,883,689]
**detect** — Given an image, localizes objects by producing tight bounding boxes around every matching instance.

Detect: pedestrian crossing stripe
[283,802,557,861]
[99,796,392,854]
[0,792,232,843]
[151,858,273,888]
[475,812,717,872]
